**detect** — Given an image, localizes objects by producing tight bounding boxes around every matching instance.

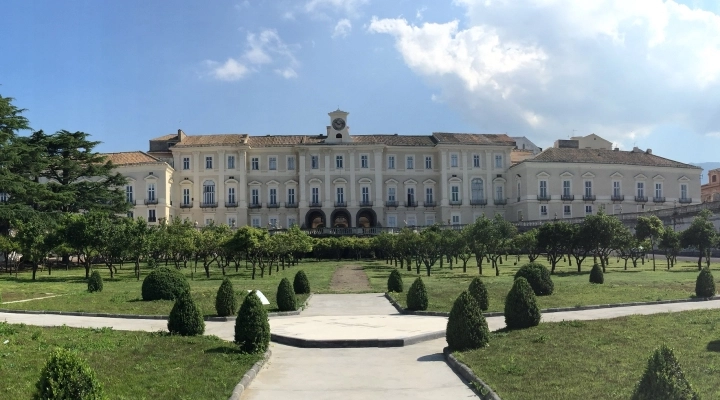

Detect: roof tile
[102,151,163,166]
[522,148,700,169]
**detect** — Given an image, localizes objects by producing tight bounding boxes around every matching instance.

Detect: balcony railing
[334,201,347,208]
[470,198,487,206]
[449,200,462,206]
[179,202,193,209]
[200,202,218,208]
[267,202,280,208]
[635,196,648,203]
[582,195,596,201]
[494,198,507,206]
[225,202,238,208]
[537,194,551,201]
[309,201,322,208]
[385,200,398,208]
[561,194,574,201]
[148,217,157,223]
[405,201,418,207]
[653,197,666,203]
[359,200,373,207]
[285,202,298,208]
[127,199,136,205]
[144,198,158,205]
[679,197,692,204]
[424,201,437,207]
[248,202,262,209]
[611,195,625,202]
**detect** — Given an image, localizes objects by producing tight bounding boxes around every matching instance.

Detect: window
[564,205,571,217]
[206,218,213,226]
[206,156,213,169]
[451,186,460,202]
[495,185,504,200]
[585,205,593,215]
[540,205,548,217]
[287,217,297,227]
[539,180,548,197]
[388,155,395,169]
[387,215,397,227]
[228,187,236,204]
[637,182,645,197]
[182,157,190,170]
[584,181,592,196]
[563,180,571,196]
[251,188,259,206]
[613,181,621,196]
[148,209,156,222]
[451,214,461,225]
[450,154,458,168]
[336,187,345,203]
[127,211,133,219]
[311,187,320,204]
[311,155,319,169]
[269,157,277,171]
[426,215,435,226]
[147,183,156,201]
[336,155,343,169]
[361,187,370,203]
[269,188,277,205]
[471,178,484,201]
[655,183,662,198]
[681,184,688,199]
[473,154,481,168]
[388,187,396,201]
[203,181,215,204]
[269,217,278,227]
[287,188,296,204]
[182,188,190,205]
[406,156,414,170]
[251,217,261,228]
[425,156,432,169]
[407,187,415,203]
[495,154,503,168]
[287,156,296,170]
[125,185,133,203]
[228,217,236,227]
[361,154,369,168]
[425,187,434,203]
[227,155,235,169]
[251,157,259,171]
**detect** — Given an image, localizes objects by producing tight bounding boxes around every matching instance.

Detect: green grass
[366,257,712,313]
[0,260,340,316]
[0,322,260,400]
[454,309,720,400]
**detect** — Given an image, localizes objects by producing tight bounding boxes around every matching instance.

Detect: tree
[636,215,664,271]
[226,226,267,279]
[486,214,517,276]
[467,217,492,275]
[514,229,540,263]
[681,209,716,270]
[631,345,699,400]
[14,214,53,280]
[583,210,626,272]
[568,223,592,272]
[658,229,681,269]
[417,227,443,276]
[537,221,573,274]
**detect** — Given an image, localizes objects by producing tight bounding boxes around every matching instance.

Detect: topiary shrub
[215,278,238,317]
[631,345,699,400]
[446,291,490,351]
[276,277,297,312]
[695,268,716,298]
[406,277,428,311]
[235,291,271,354]
[589,263,604,284]
[504,277,541,330]
[167,292,205,336]
[468,277,489,311]
[293,270,311,294]
[35,347,104,400]
[87,271,103,293]
[387,269,404,293]
[514,262,554,296]
[141,267,190,301]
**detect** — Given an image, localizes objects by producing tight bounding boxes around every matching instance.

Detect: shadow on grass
[707,340,720,353]
[204,346,245,355]
[0,276,88,284]
[417,353,444,362]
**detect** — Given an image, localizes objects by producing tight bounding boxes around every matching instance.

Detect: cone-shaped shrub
[631,345,699,400]
[293,270,311,294]
[504,277,541,329]
[276,277,297,312]
[87,271,103,293]
[167,292,205,336]
[468,277,489,311]
[215,278,238,317]
[695,268,715,298]
[141,267,190,301]
[589,263,604,284]
[35,348,104,400]
[406,277,428,311]
[514,262,554,296]
[235,291,271,354]
[446,291,490,351]
[387,269,404,293]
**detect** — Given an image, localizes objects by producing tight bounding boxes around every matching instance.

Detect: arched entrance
[356,208,377,228]
[330,209,352,228]
[305,209,326,229]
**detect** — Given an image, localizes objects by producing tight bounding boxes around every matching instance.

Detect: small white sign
[247,290,270,305]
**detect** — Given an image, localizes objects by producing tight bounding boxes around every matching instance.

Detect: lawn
[0,260,340,316]
[454,309,720,399]
[0,322,260,400]
[365,257,714,313]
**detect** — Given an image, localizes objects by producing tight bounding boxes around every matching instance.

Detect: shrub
[446,291,490,351]
[589,263,604,284]
[87,271,103,293]
[276,277,297,312]
[215,278,238,317]
[468,277,489,311]
[514,262,554,296]
[293,270,311,294]
[631,345,699,400]
[387,269,404,293]
[141,267,190,301]
[504,277,541,329]
[406,277,428,311]
[235,291,271,354]
[35,348,104,400]
[695,268,715,298]
[167,292,205,336]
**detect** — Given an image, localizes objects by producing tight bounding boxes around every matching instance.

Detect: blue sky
[2,0,720,166]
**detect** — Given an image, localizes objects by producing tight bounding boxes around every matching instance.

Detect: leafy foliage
[87,271,103,293]
[167,292,205,336]
[293,270,311,294]
[235,291,271,354]
[631,345,699,400]
[504,277,541,329]
[406,277,429,311]
[387,269,404,293]
[695,268,715,298]
[589,263,604,284]
[468,277,489,311]
[34,348,104,400]
[214,278,238,317]
[514,262,554,296]
[446,291,490,351]
[141,267,190,301]
[681,210,716,270]
[276,277,297,312]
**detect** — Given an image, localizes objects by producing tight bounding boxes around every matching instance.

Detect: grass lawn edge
[443,347,501,400]
[228,348,272,400]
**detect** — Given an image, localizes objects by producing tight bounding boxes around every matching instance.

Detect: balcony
[582,195,596,202]
[494,198,507,206]
[561,194,575,201]
[405,201,418,208]
[611,195,625,202]
[424,201,437,207]
[449,200,462,206]
[148,217,157,223]
[309,201,322,208]
[200,202,218,209]
[334,201,347,208]
[248,202,262,209]
[385,200,399,208]
[127,199,136,205]
[635,196,648,203]
[225,202,238,208]
[470,198,487,206]
[653,197,666,203]
[267,202,280,209]
[537,194,551,202]
[144,198,158,205]
[285,202,299,208]
[679,197,692,204]
[359,200,374,207]
[179,202,193,209]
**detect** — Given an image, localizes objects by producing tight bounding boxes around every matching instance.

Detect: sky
[2,0,720,166]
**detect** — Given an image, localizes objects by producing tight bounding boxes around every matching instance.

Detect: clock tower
[326,109,351,143]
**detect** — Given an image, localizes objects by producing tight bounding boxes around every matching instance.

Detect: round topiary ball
[514,262,554,296]
[589,263,604,284]
[446,291,490,351]
[387,269,404,293]
[695,268,716,298]
[504,277,541,330]
[468,277,489,311]
[167,292,205,336]
[235,291,271,354]
[87,270,103,293]
[276,277,297,312]
[215,278,238,317]
[293,270,311,294]
[141,267,190,301]
[35,348,104,400]
[631,345,699,400]
[406,277,428,311]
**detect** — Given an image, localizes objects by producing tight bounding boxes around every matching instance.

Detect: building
[701,168,720,202]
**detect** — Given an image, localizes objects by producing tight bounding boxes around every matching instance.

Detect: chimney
[177,129,186,142]
[632,146,640,152]
[614,147,619,151]
[646,148,652,154]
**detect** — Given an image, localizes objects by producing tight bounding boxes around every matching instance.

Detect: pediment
[404,179,418,185]
[180,178,193,185]
[224,178,239,185]
[125,177,136,183]
[385,179,398,185]
[143,174,158,181]
[653,174,665,181]
[267,180,280,186]
[448,177,462,183]
[284,179,298,185]
[332,178,348,184]
[610,172,623,179]
[582,172,595,178]
[536,171,550,178]
[423,179,436,185]
[308,178,323,184]
[634,174,648,180]
[248,180,262,186]
[560,171,573,178]
[493,177,506,183]
[678,176,691,182]
[358,178,373,184]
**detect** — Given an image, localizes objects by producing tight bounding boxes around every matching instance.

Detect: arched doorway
[330,209,352,228]
[305,209,326,229]
[356,208,377,228]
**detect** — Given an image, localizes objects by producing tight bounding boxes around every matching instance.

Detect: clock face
[332,118,346,131]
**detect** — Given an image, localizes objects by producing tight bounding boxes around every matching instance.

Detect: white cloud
[369,1,720,145]
[206,58,249,81]
[304,0,368,18]
[416,6,427,21]
[332,19,352,38]
[275,67,299,79]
